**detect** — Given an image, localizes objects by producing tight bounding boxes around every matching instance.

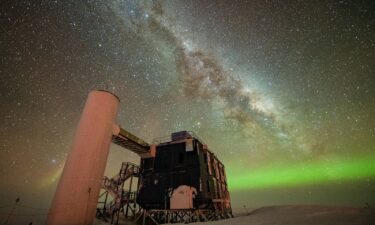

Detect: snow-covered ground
[95,205,375,225]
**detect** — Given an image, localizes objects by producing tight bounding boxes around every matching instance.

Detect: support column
[47,90,119,225]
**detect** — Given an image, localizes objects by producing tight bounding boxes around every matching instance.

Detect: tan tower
[47,90,119,225]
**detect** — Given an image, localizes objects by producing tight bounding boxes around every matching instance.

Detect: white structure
[170,185,197,209]
[47,90,119,225]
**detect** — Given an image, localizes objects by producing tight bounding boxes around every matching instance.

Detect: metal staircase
[97,162,140,224]
[97,127,151,224]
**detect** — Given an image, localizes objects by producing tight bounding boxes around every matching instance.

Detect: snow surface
[94,205,375,225]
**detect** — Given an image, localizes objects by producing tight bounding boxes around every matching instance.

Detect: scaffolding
[96,161,233,224]
[135,207,233,225]
[96,162,140,224]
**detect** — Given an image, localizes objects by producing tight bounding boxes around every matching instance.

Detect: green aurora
[227,154,375,191]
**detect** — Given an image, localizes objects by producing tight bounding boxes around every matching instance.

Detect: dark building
[137,131,231,214]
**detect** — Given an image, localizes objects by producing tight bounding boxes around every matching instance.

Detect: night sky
[1,0,375,224]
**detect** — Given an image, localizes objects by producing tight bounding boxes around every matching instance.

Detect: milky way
[1,0,374,224]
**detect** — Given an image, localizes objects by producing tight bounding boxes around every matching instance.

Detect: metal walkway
[112,127,150,155]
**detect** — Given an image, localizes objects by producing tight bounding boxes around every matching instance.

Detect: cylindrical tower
[47,90,119,225]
